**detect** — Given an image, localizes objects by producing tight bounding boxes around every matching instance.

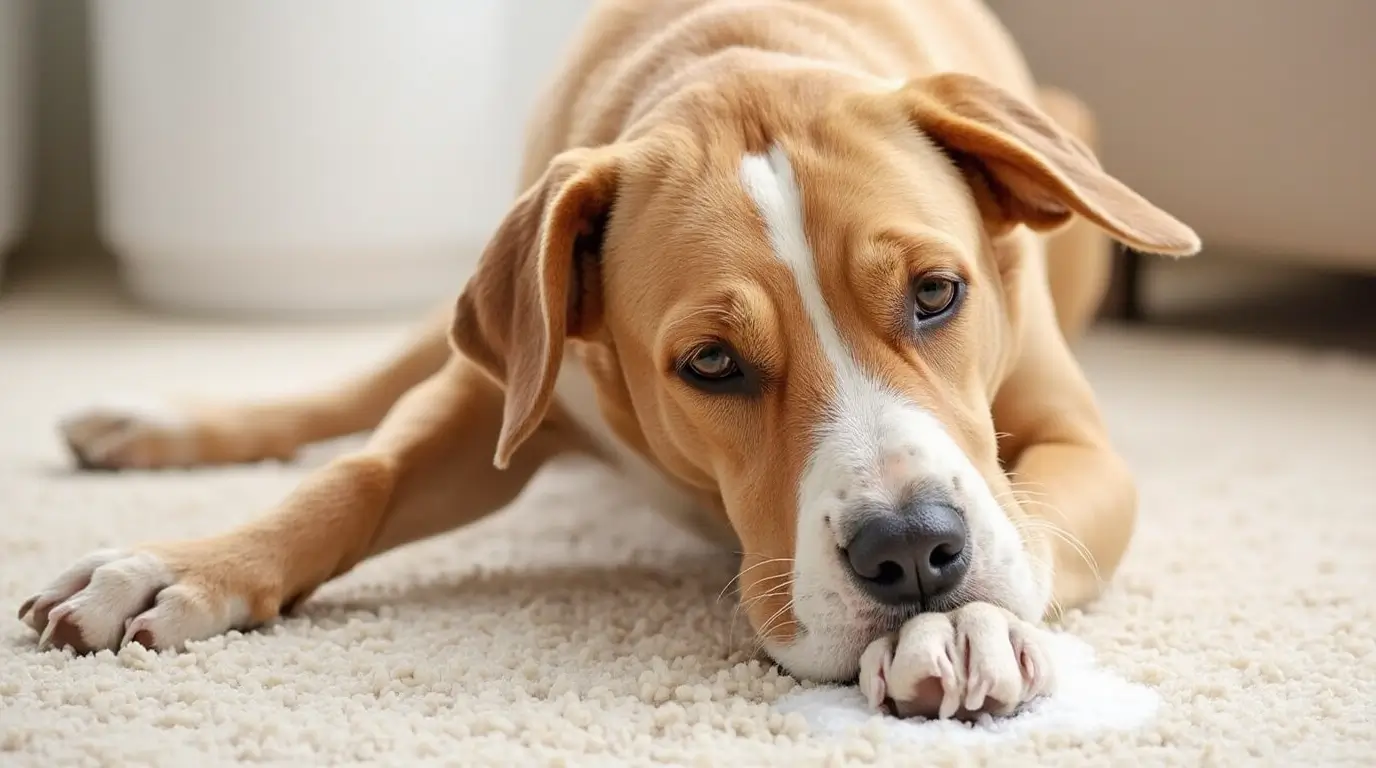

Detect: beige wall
[988,0,1376,272]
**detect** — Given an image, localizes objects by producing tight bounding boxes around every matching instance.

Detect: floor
[0,257,1373,766]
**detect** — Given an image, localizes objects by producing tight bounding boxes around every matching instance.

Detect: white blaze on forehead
[738,147,855,381]
[736,144,1048,683]
[737,146,894,487]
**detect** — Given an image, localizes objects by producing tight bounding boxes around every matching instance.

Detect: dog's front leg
[19,356,589,653]
[991,283,1138,615]
[1002,436,1136,614]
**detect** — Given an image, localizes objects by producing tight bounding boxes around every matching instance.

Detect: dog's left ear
[897,73,1201,257]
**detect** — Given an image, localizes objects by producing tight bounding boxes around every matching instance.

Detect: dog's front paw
[858,602,1055,720]
[18,545,269,654]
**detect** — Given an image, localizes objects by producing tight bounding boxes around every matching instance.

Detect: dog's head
[452,71,1198,681]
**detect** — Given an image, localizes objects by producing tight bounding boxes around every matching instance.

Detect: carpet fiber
[1,275,1374,766]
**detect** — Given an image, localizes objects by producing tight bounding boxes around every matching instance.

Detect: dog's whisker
[1002,480,1047,491]
[716,556,795,602]
[729,582,794,609]
[1015,541,1066,618]
[1011,516,1101,583]
[755,619,799,648]
[734,582,796,612]
[735,586,795,613]
[752,599,799,655]
[995,487,1048,502]
[758,593,797,628]
[743,571,797,589]
[1013,500,1073,529]
[727,577,797,656]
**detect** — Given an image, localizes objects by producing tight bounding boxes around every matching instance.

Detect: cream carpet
[1,271,1374,766]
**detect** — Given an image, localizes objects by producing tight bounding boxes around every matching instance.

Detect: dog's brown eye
[686,345,738,379]
[676,342,760,395]
[912,276,962,322]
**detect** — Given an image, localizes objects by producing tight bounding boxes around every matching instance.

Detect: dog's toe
[863,602,1057,720]
[22,547,259,654]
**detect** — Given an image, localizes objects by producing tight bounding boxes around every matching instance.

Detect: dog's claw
[121,614,157,650]
[38,604,89,652]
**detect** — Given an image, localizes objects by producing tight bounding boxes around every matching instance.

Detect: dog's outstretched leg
[21,355,591,653]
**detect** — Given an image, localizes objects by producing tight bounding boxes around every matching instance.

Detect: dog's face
[454,72,1198,682]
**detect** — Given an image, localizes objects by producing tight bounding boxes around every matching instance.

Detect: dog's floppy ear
[897,73,1201,256]
[451,145,621,469]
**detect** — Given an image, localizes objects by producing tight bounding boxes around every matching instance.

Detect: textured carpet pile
[1,277,1373,766]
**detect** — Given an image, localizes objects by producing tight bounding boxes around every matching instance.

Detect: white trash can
[0,0,34,286]
[90,0,531,318]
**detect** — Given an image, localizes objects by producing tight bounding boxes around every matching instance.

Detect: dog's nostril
[873,560,904,586]
[928,542,962,569]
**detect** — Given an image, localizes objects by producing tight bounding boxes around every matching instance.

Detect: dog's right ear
[451,146,623,469]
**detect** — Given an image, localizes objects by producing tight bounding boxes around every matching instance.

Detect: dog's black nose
[843,502,969,606]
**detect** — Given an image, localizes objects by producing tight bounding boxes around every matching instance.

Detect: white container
[0,0,34,285]
[90,0,526,318]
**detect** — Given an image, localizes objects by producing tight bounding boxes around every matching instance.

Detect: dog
[19,0,1197,719]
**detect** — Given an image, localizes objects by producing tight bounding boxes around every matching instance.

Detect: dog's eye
[677,343,759,395]
[911,275,963,323]
[685,345,738,379]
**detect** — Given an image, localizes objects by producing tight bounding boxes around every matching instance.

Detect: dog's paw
[858,602,1055,720]
[18,547,262,653]
[59,397,197,470]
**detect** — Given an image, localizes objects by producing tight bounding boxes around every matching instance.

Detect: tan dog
[20,0,1197,719]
